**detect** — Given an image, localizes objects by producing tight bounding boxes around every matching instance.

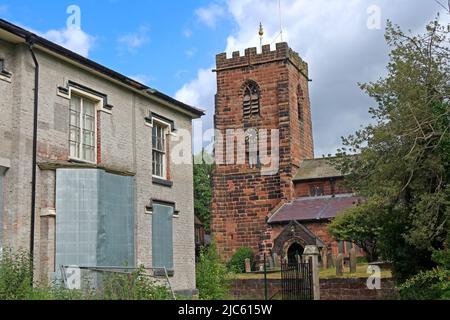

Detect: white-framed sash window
[69,94,97,163]
[152,121,168,179]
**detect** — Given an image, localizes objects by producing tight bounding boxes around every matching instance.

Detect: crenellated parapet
[215,42,309,78]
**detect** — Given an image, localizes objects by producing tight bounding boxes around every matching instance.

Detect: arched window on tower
[243,81,260,118]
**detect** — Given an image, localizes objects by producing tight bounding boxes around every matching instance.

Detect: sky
[0,0,448,157]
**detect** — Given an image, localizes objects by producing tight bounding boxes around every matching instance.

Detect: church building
[211,42,363,265]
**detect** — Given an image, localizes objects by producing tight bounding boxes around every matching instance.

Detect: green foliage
[228,248,255,273]
[101,266,173,300]
[0,249,171,300]
[332,19,450,282]
[357,256,368,264]
[193,150,214,232]
[328,201,383,262]
[399,248,450,300]
[196,243,230,300]
[0,249,33,300]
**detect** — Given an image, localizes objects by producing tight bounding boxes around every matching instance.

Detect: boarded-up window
[152,203,174,271]
[55,169,135,269]
[243,81,260,118]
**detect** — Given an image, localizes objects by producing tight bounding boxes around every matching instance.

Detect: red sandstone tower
[212,43,314,262]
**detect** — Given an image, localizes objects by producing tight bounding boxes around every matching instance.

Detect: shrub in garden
[0,249,172,300]
[228,247,254,273]
[398,249,450,300]
[101,267,173,300]
[196,243,230,300]
[0,249,34,300]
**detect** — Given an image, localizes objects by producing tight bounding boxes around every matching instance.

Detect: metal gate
[280,259,313,300]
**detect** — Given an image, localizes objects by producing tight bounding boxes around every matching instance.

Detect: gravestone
[245,258,252,273]
[321,247,328,270]
[336,254,344,276]
[327,251,335,269]
[267,255,274,269]
[349,248,357,274]
[273,253,280,269]
[295,254,301,264]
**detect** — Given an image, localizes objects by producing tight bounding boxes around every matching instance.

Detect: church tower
[211,42,314,262]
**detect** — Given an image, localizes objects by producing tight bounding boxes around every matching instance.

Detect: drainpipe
[27,36,39,275]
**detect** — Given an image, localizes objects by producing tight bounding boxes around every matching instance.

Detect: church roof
[268,194,362,223]
[293,158,343,181]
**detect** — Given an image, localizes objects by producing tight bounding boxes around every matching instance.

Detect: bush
[0,249,34,300]
[196,244,230,300]
[228,248,254,273]
[0,249,172,300]
[357,256,368,264]
[101,267,173,300]
[398,268,450,300]
[398,249,450,300]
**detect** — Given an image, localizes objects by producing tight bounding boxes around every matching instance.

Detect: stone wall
[229,278,398,300]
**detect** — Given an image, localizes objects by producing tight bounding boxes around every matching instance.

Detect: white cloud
[195,3,226,28]
[185,47,198,58]
[183,28,193,38]
[117,26,150,52]
[175,67,216,108]
[180,0,447,157]
[41,26,95,57]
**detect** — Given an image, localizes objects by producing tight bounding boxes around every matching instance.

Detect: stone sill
[152,177,173,188]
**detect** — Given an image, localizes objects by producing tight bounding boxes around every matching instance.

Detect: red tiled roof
[268,194,362,223]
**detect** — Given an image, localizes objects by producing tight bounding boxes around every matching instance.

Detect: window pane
[83,100,95,116]
[70,96,81,113]
[152,126,157,147]
[84,115,95,132]
[69,96,82,159]
[70,142,79,159]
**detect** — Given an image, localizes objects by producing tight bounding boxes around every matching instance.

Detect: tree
[193,150,214,232]
[332,18,450,282]
[196,243,230,300]
[328,200,383,262]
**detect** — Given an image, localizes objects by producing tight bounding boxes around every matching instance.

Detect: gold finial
[259,22,264,51]
[259,22,264,37]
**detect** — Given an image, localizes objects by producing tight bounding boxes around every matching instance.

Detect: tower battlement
[215,42,309,77]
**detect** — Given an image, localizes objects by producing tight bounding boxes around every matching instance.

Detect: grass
[231,264,392,280]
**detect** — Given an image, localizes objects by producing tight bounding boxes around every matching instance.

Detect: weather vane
[259,22,264,50]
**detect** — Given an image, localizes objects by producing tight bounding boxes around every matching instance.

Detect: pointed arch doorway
[287,242,304,265]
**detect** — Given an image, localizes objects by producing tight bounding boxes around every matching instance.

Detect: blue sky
[0,1,448,156]
[0,0,228,93]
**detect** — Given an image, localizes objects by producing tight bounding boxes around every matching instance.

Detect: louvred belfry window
[243,81,260,118]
